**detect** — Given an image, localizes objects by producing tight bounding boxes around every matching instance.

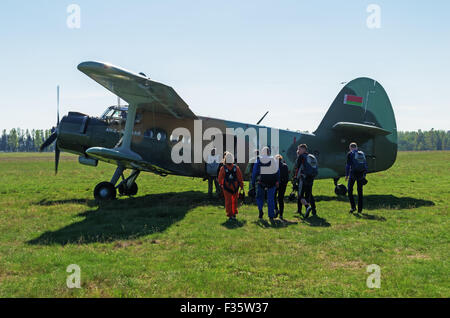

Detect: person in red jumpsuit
[218,152,244,220]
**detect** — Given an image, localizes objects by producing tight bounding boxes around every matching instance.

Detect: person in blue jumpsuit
[251,147,280,221]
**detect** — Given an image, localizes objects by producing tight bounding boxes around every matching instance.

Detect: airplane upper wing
[77,61,197,119]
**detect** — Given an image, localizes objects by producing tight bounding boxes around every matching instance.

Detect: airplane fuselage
[57,108,379,181]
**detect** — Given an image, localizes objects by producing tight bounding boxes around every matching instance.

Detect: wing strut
[86,104,142,163]
[120,104,137,151]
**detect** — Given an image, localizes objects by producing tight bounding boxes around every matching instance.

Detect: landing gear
[94,182,116,201]
[118,182,138,196]
[333,177,347,196]
[93,165,140,201]
[117,169,140,197]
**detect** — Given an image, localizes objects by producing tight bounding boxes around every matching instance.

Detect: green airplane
[40,61,397,201]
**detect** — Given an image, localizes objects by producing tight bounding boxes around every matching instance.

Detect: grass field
[0,151,448,297]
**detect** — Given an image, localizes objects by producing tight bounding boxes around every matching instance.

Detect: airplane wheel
[128,182,138,196]
[118,182,138,196]
[94,182,116,201]
[335,184,347,196]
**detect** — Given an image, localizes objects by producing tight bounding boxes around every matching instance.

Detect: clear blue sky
[0,0,449,132]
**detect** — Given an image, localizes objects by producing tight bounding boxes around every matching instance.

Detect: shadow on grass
[315,194,435,210]
[221,219,247,229]
[28,191,223,246]
[352,212,386,221]
[252,218,298,229]
[294,214,331,227]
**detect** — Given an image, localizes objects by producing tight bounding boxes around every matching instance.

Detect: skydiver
[251,147,280,222]
[205,147,221,196]
[345,142,368,214]
[274,154,289,220]
[218,152,244,221]
[294,144,318,218]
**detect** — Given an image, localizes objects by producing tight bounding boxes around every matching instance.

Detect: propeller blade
[40,132,57,152]
[55,144,60,175]
[57,85,60,125]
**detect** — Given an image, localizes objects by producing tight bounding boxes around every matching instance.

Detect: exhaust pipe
[78,156,98,167]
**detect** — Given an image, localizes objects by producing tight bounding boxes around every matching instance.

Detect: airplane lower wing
[77,61,197,119]
[86,147,170,176]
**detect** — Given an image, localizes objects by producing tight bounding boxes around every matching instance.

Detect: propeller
[40,85,61,174]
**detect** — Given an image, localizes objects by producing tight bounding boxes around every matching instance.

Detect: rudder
[315,77,397,173]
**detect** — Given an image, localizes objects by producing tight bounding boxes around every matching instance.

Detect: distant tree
[0,129,7,151]
[8,129,18,152]
[34,129,43,151]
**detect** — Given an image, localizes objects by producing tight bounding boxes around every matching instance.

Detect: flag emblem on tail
[344,94,363,106]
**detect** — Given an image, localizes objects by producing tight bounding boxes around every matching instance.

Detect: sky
[0,0,449,133]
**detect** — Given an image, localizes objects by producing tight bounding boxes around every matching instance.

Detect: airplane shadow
[28,191,223,246]
[314,194,435,210]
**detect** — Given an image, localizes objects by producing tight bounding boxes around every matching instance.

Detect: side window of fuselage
[144,128,167,142]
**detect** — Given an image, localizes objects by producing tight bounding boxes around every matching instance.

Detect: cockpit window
[101,106,128,121]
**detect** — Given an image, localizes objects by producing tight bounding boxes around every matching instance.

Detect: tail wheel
[335,184,347,196]
[94,182,116,201]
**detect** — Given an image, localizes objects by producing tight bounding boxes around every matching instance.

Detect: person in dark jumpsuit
[274,154,289,220]
[345,142,368,213]
[294,144,317,218]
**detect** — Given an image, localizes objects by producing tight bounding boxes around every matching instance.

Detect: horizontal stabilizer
[332,122,392,136]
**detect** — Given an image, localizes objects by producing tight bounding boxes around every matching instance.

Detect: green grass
[0,151,448,297]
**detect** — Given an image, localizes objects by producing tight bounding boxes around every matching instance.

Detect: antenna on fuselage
[256,111,269,125]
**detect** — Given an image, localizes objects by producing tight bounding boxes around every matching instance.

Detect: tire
[118,182,126,196]
[94,182,116,201]
[335,184,347,196]
[128,182,138,196]
[118,182,138,196]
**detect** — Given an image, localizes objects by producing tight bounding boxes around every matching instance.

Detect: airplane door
[361,139,376,172]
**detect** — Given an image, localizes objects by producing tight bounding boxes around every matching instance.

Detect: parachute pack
[259,158,278,188]
[352,150,367,173]
[303,154,318,178]
[223,165,239,194]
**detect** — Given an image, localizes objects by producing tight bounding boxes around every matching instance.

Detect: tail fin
[315,77,397,173]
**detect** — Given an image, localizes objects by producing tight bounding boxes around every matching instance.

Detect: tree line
[398,129,450,151]
[0,128,55,152]
[0,128,448,152]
